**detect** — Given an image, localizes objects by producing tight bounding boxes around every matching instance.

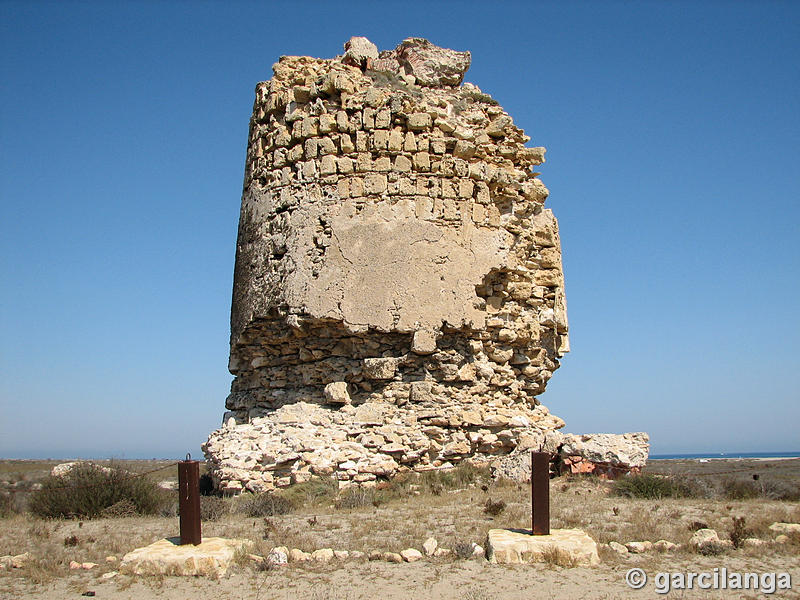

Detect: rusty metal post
[178,454,201,545]
[531,451,550,535]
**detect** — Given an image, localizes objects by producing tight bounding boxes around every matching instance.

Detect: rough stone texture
[205,401,564,493]
[268,547,288,565]
[653,540,678,552]
[324,381,350,404]
[556,432,649,477]
[625,541,652,554]
[51,462,114,477]
[0,553,30,569]
[689,529,721,551]
[422,537,438,556]
[342,37,379,69]
[289,548,310,562]
[487,529,600,566]
[769,522,800,535]
[400,548,423,562]
[490,431,559,482]
[204,37,571,492]
[311,548,334,562]
[369,38,472,87]
[119,538,251,578]
[608,541,628,555]
[490,431,650,482]
[383,552,403,563]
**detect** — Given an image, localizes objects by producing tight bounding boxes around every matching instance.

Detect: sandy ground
[1,458,798,599]
[2,554,798,600]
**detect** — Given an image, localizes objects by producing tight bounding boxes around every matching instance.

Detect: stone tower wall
[203,38,570,493]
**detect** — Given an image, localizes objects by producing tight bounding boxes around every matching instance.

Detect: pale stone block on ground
[625,541,652,554]
[608,541,628,555]
[423,537,438,556]
[120,537,251,578]
[689,528,719,550]
[2,553,30,569]
[383,552,403,563]
[653,539,678,552]
[487,528,600,567]
[400,548,423,562]
[289,548,310,562]
[769,522,800,535]
[311,548,334,562]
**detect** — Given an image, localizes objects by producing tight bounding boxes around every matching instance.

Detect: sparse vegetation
[761,480,800,501]
[453,540,474,559]
[0,457,797,597]
[368,70,424,99]
[424,462,486,490]
[483,499,506,516]
[729,516,752,549]
[101,499,139,518]
[689,520,709,532]
[697,541,726,556]
[237,492,294,517]
[613,474,692,499]
[272,477,338,508]
[334,487,376,510]
[0,492,13,518]
[721,478,761,500]
[463,587,492,600]
[200,495,230,521]
[28,463,166,519]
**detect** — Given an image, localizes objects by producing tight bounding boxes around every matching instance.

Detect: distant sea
[650,451,800,460]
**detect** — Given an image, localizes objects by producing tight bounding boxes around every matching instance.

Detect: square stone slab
[487,528,600,566]
[120,537,251,577]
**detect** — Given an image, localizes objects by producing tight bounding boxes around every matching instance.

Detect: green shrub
[237,493,294,517]
[28,464,165,519]
[613,474,692,499]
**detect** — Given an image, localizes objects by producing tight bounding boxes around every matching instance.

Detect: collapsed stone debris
[203,36,573,493]
[490,432,650,482]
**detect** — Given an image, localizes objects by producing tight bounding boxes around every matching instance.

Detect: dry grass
[0,459,798,594]
[462,586,492,600]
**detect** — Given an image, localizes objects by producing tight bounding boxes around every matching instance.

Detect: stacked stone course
[203,37,572,493]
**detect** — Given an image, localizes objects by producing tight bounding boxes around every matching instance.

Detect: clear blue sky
[1,1,798,459]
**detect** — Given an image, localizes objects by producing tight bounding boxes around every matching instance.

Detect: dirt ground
[1,458,798,599]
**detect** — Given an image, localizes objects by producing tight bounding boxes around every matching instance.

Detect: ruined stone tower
[203,37,570,493]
